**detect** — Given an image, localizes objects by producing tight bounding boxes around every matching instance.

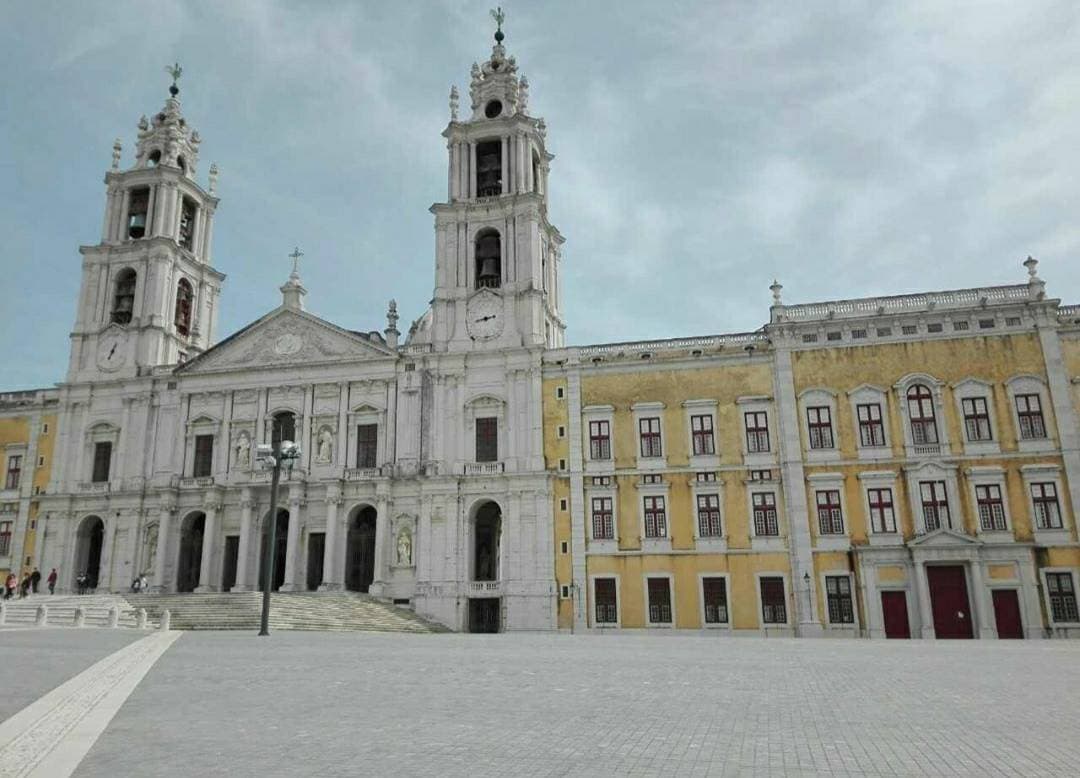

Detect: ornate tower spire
[129,63,202,177]
[281,247,307,311]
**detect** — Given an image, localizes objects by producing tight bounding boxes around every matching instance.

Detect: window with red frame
[867,488,896,533]
[591,496,614,540]
[962,397,992,441]
[0,521,11,556]
[647,577,672,623]
[696,493,722,537]
[643,495,667,538]
[856,403,886,447]
[588,420,611,460]
[760,577,786,624]
[744,411,769,453]
[806,406,834,449]
[907,384,938,445]
[752,492,778,536]
[594,578,618,624]
[975,484,1007,531]
[1031,482,1063,529]
[702,577,728,624]
[1015,394,1047,439]
[919,480,950,531]
[5,455,22,490]
[690,414,715,456]
[815,489,844,535]
[638,417,662,458]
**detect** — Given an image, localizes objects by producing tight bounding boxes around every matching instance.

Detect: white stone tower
[67,65,225,382]
[429,14,566,351]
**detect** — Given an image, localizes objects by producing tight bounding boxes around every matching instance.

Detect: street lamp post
[256,439,301,637]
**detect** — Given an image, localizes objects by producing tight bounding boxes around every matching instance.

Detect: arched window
[475,229,501,289]
[111,269,137,324]
[177,155,187,174]
[907,384,938,445]
[476,140,502,197]
[271,412,296,449]
[147,149,161,167]
[127,187,149,239]
[174,279,193,336]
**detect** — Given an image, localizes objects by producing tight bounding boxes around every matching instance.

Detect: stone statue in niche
[396,528,413,567]
[316,429,333,463]
[235,432,251,466]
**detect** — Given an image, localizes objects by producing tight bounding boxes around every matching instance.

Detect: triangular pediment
[178,308,395,374]
[908,528,981,548]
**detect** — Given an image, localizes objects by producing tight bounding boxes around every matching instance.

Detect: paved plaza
[1,629,1079,776]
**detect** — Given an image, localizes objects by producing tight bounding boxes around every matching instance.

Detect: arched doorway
[345,506,377,592]
[74,515,105,590]
[258,508,289,592]
[473,501,501,582]
[176,512,205,593]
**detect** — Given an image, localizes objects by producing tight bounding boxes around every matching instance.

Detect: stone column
[968,561,995,639]
[153,498,176,592]
[279,485,303,591]
[118,188,131,241]
[319,486,343,591]
[151,184,165,236]
[202,210,215,265]
[195,492,222,592]
[98,516,116,592]
[373,495,390,586]
[232,489,254,592]
[913,560,934,639]
[468,141,477,199]
[500,136,509,195]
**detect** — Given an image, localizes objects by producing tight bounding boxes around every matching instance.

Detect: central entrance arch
[74,515,105,591]
[258,508,289,592]
[345,506,377,593]
[176,511,206,593]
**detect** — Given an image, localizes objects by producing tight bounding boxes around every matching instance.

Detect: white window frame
[819,569,859,630]
[691,478,726,551]
[754,571,792,631]
[951,378,1000,456]
[746,480,784,551]
[965,465,1013,541]
[1021,464,1071,545]
[798,387,840,463]
[631,401,667,471]
[589,573,621,629]
[636,478,671,552]
[697,572,732,630]
[806,472,849,551]
[643,572,676,628]
[903,460,961,535]
[858,470,900,545]
[582,404,615,475]
[1005,375,1056,453]
[682,399,719,469]
[585,479,618,552]
[847,384,892,461]
[737,395,775,468]
[894,373,950,458]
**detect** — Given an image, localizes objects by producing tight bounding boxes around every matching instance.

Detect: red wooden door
[881,591,911,639]
[992,589,1023,639]
[927,565,973,639]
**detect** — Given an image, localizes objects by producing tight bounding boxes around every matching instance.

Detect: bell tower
[430,11,566,351]
[67,65,225,382]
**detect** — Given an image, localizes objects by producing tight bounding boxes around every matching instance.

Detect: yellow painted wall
[987,563,1017,580]
[0,411,56,579]
[877,565,907,583]
[542,378,574,628]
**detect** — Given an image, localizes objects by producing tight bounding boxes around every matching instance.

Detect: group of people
[130,574,150,593]
[3,568,58,599]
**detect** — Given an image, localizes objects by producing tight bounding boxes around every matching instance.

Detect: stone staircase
[0,593,156,629]
[124,591,448,633]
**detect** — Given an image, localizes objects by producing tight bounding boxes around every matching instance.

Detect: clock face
[96,332,127,371]
[466,294,503,340]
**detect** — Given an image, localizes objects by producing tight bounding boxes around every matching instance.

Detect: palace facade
[12,26,1080,637]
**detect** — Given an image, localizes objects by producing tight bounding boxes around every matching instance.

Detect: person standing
[4,572,15,600]
[30,568,41,594]
[20,573,31,598]
[47,568,57,595]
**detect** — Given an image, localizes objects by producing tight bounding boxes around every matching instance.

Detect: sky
[1,0,1078,390]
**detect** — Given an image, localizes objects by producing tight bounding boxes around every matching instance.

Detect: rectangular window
[826,576,854,624]
[638,417,662,458]
[1031,482,1063,529]
[1046,572,1079,622]
[760,577,786,624]
[1015,394,1047,439]
[975,484,1007,531]
[588,420,611,460]
[962,397,993,441]
[856,403,886,447]
[702,577,729,624]
[806,406,834,449]
[744,411,770,453]
[867,488,896,533]
[920,480,950,531]
[690,414,715,456]
[5,455,22,490]
[192,434,214,478]
[591,497,614,540]
[594,578,618,624]
[0,521,11,556]
[356,424,378,468]
[696,494,722,538]
[752,492,778,536]
[475,417,498,462]
[643,496,667,538]
[647,577,672,624]
[815,489,844,535]
[92,441,112,483]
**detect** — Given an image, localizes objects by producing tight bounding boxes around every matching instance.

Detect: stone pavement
[60,632,1080,777]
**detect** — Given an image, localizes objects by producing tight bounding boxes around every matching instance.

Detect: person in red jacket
[46,568,58,595]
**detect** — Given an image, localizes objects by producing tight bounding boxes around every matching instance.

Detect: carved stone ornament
[396,527,413,567]
[315,428,334,463]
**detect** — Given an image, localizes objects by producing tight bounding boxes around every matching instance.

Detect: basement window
[927,323,943,333]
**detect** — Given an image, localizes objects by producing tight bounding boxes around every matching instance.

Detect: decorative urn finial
[449,85,459,121]
[111,138,122,170]
[770,279,783,306]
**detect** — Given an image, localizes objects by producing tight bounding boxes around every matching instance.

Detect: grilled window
[806,406,834,449]
[5,455,21,490]
[588,420,611,460]
[760,577,786,624]
[1031,482,1063,529]
[696,493,722,538]
[1015,394,1047,439]
[826,576,854,624]
[975,484,1007,531]
[962,397,992,442]
[591,497,614,540]
[744,411,770,453]
[594,578,618,624]
[638,417,662,458]
[647,577,672,624]
[815,489,844,535]
[643,496,667,538]
[920,480,951,531]
[857,403,886,447]
[752,492,779,536]
[690,414,715,455]
[702,577,729,624]
[867,488,896,533]
[1046,573,1079,622]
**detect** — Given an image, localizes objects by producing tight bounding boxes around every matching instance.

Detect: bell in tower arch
[475,230,502,289]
